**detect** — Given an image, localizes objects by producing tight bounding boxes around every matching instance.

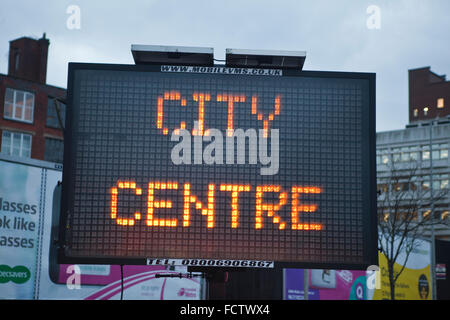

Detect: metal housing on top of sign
[59,62,377,270]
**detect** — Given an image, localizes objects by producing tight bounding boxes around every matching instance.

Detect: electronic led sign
[59,63,377,269]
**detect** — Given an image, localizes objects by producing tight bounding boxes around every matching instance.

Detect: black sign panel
[59,63,377,269]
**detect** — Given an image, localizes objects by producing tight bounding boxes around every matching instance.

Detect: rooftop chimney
[8,33,50,84]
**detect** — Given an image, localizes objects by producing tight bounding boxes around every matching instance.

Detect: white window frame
[3,88,35,123]
[1,130,32,158]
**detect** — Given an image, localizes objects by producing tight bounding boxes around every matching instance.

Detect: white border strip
[132,44,214,55]
[226,48,306,58]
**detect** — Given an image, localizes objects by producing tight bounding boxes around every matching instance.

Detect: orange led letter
[183,183,215,228]
[157,91,187,135]
[291,186,323,231]
[255,185,287,230]
[192,93,211,136]
[147,182,179,227]
[110,181,142,226]
[219,184,251,228]
[251,95,281,138]
[217,94,246,136]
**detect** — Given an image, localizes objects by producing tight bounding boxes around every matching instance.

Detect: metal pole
[203,273,209,300]
[304,269,309,300]
[429,122,437,300]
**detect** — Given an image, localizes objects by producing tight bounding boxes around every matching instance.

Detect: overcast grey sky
[0,0,449,132]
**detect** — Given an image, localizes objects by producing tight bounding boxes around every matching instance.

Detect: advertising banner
[370,238,431,300]
[283,268,368,300]
[0,160,41,299]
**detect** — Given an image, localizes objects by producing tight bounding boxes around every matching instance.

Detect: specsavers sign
[0,160,42,298]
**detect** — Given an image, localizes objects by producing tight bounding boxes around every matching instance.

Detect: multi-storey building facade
[377,120,450,239]
[378,66,450,240]
[0,34,66,163]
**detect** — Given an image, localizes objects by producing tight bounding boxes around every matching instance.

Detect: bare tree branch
[377,158,450,299]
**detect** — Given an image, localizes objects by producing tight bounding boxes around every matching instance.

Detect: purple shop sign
[283,269,320,300]
[284,269,367,300]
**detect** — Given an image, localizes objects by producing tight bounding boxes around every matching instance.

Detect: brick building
[0,34,66,163]
[409,67,450,123]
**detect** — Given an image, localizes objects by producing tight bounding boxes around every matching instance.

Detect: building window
[438,143,448,159]
[46,97,66,129]
[442,211,449,221]
[401,149,410,162]
[421,176,430,190]
[398,146,419,162]
[410,177,419,191]
[1,130,32,158]
[422,210,432,220]
[440,175,449,189]
[3,88,35,123]
[377,183,388,193]
[423,107,429,116]
[410,150,419,161]
[376,149,390,165]
[432,179,441,191]
[44,138,64,163]
[437,98,444,109]
[432,144,440,160]
[420,174,449,191]
[422,145,431,160]
[422,144,449,160]
[390,147,422,163]
[413,108,418,117]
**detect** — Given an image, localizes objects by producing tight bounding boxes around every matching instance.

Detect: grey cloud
[0,0,449,132]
